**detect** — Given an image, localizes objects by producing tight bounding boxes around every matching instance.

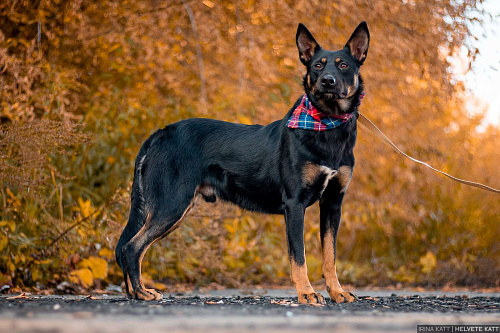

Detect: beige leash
[357,113,500,194]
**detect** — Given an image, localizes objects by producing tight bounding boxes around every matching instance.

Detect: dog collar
[286,93,364,131]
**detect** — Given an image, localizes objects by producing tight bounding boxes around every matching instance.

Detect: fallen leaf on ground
[205,300,224,304]
[271,299,299,306]
[7,292,29,299]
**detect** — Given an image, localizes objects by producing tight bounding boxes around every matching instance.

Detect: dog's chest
[302,162,352,196]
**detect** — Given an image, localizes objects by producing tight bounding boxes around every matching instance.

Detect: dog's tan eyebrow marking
[335,58,341,63]
[321,57,326,63]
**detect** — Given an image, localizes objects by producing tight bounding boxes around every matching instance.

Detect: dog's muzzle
[321,75,336,88]
[317,75,347,99]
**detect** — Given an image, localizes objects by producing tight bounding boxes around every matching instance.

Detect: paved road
[1,290,499,333]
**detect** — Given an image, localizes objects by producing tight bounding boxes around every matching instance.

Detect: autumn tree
[0,0,498,290]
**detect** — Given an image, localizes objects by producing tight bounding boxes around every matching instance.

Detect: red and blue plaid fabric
[286,93,364,131]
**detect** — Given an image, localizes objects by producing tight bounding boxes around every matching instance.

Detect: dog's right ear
[296,23,321,65]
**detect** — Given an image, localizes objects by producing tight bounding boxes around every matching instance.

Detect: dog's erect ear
[344,21,370,64]
[296,23,321,65]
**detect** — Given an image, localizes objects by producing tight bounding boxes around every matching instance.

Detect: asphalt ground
[1,290,499,333]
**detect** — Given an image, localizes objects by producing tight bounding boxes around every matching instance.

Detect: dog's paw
[147,288,163,300]
[134,288,163,301]
[328,289,357,303]
[298,292,325,306]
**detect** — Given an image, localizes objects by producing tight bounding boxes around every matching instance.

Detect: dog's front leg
[285,201,325,305]
[319,188,357,303]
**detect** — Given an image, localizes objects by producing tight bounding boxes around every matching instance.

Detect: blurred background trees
[1,0,498,292]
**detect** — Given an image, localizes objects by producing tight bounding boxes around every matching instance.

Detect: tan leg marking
[336,165,352,193]
[133,190,203,301]
[162,193,200,238]
[125,274,133,298]
[290,259,325,306]
[127,228,159,301]
[302,162,322,186]
[137,239,163,301]
[127,220,163,301]
[133,188,204,301]
[322,231,356,303]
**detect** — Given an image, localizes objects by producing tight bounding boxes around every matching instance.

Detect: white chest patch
[318,166,338,194]
[302,162,352,195]
[337,99,352,112]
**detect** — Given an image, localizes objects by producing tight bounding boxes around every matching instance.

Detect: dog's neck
[316,95,356,116]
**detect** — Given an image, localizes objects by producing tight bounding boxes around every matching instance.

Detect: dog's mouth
[317,90,348,100]
[323,92,347,100]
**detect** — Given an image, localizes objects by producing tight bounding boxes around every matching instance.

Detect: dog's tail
[115,129,162,269]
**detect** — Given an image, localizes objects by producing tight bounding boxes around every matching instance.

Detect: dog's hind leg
[117,203,147,299]
[122,189,200,301]
[116,135,159,298]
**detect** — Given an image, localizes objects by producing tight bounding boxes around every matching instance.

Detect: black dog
[116,22,369,305]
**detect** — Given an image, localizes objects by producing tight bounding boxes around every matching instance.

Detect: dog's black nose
[321,75,336,88]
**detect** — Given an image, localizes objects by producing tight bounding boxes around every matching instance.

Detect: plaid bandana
[286,93,364,131]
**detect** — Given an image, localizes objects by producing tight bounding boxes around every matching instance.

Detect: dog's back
[116,116,288,270]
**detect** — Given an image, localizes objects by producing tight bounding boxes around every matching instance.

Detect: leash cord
[357,113,500,194]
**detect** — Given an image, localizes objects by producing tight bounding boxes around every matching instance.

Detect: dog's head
[296,22,369,116]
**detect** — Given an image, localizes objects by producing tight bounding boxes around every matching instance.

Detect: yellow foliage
[153,282,168,291]
[0,221,15,232]
[237,115,253,125]
[78,198,95,218]
[69,268,94,288]
[0,273,11,285]
[0,237,8,252]
[31,268,40,282]
[393,265,416,283]
[306,254,322,281]
[106,156,116,164]
[78,256,108,280]
[202,0,215,8]
[141,272,154,288]
[98,248,114,260]
[6,189,21,207]
[1,0,498,290]
[419,252,437,274]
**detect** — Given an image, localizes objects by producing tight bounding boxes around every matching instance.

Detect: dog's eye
[339,62,348,69]
[314,63,323,69]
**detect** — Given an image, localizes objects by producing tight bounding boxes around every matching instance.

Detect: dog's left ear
[296,23,321,65]
[344,21,370,65]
